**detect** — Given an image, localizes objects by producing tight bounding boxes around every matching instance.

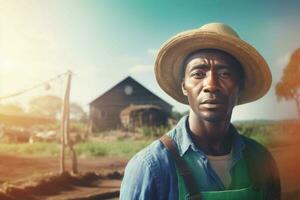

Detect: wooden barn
[89,76,172,132]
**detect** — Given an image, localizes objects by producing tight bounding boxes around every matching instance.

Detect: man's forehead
[185,49,240,66]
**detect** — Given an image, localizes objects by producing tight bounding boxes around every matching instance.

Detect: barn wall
[89,105,125,132]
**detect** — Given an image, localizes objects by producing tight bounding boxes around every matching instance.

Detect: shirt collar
[170,116,245,160]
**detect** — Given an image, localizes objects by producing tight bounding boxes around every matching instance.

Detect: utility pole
[60,71,77,174]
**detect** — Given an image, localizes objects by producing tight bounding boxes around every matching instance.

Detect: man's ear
[181,80,188,96]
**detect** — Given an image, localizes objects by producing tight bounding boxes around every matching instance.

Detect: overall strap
[160,134,200,199]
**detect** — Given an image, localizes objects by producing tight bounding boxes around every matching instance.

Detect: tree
[276,48,300,116]
[70,102,88,122]
[29,95,62,118]
[28,95,87,121]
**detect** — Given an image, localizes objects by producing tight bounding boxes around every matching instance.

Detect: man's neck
[187,112,233,156]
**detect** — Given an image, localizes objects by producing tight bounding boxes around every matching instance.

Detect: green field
[0,133,294,158]
[0,120,299,158]
[0,139,153,158]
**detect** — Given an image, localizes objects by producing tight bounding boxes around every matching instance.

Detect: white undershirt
[207,151,233,189]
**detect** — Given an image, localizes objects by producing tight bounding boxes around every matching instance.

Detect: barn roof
[89,76,172,108]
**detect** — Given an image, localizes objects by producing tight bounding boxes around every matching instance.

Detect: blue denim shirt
[119,116,280,200]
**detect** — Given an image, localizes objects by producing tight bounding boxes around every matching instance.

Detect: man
[120,23,281,200]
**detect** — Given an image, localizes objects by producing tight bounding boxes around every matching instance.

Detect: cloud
[119,54,140,64]
[129,64,153,74]
[276,52,291,69]
[147,48,158,56]
[271,52,291,83]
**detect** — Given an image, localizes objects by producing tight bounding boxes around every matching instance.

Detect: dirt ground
[0,155,127,200]
[0,155,127,184]
[0,144,300,199]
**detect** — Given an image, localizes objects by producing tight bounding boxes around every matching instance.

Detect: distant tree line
[0,95,88,122]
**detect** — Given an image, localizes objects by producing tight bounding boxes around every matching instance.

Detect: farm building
[89,76,173,132]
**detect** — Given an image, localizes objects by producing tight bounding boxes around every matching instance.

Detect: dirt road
[0,155,127,184]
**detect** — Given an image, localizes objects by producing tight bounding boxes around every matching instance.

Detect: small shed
[89,76,172,132]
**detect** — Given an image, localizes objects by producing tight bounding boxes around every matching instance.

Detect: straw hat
[154,23,272,105]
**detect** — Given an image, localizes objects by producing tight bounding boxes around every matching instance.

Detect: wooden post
[59,71,78,174]
[60,72,70,173]
[70,145,78,173]
[64,71,71,147]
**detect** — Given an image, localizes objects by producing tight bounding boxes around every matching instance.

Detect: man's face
[182,49,243,122]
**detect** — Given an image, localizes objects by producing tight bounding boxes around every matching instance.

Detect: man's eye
[191,72,206,78]
[218,71,231,78]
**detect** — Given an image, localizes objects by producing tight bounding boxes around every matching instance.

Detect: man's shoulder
[127,136,174,170]
[121,135,179,199]
[135,139,166,160]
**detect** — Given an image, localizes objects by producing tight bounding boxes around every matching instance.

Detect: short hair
[181,48,245,89]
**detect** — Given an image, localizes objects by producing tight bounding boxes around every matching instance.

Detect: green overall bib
[160,135,264,200]
[176,155,264,200]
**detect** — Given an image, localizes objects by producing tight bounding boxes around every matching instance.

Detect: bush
[234,120,297,148]
[75,139,153,158]
[75,142,107,156]
[0,142,59,156]
[136,126,170,138]
[69,122,88,133]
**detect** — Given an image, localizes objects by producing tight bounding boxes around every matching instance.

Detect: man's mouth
[200,99,224,109]
[201,99,223,105]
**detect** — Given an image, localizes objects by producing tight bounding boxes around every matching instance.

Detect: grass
[0,134,286,158]
[74,139,153,158]
[1,120,299,158]
[0,142,60,157]
[0,138,154,158]
[135,126,171,137]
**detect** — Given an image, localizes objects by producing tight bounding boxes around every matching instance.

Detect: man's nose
[203,71,220,93]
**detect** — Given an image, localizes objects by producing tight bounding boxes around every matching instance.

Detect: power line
[0,71,70,101]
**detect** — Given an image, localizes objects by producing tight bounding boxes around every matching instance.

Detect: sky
[1,0,300,121]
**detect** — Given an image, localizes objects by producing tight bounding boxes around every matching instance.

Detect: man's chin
[199,111,227,122]
[202,116,224,122]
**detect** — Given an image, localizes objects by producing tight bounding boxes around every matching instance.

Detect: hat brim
[155,30,272,105]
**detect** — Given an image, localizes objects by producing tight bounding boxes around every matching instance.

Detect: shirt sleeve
[119,154,158,200]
